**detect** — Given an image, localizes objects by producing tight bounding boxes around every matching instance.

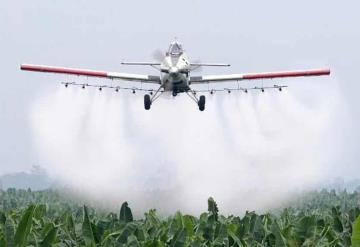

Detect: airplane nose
[169,67,179,75]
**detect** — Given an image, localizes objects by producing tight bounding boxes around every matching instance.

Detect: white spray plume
[30,79,347,215]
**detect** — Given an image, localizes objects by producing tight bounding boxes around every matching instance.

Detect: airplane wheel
[144,94,151,110]
[198,95,205,111]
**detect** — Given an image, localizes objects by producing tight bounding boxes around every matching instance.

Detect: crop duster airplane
[21,40,330,111]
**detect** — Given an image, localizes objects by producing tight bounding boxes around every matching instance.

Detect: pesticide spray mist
[30,79,347,215]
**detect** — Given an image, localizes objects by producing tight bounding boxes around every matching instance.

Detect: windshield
[168,41,183,56]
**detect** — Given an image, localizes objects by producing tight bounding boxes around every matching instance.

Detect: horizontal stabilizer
[190,63,230,67]
[121,62,161,66]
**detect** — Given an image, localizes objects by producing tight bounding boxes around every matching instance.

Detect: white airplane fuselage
[160,53,191,93]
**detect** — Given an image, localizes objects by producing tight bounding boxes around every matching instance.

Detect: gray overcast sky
[0,0,359,175]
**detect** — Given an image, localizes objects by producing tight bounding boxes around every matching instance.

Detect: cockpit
[167,41,183,56]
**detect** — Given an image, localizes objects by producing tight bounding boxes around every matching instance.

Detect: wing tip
[20,63,36,71]
[314,68,331,76]
[20,63,28,70]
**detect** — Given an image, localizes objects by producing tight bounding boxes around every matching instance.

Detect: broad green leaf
[183,215,195,237]
[168,211,186,239]
[40,225,58,247]
[352,215,360,247]
[41,223,54,238]
[101,230,123,244]
[127,234,140,247]
[208,197,219,222]
[295,215,316,245]
[227,224,245,247]
[135,227,148,242]
[0,211,6,225]
[34,204,46,221]
[65,212,76,239]
[82,205,96,247]
[145,209,161,228]
[14,204,36,247]
[5,217,15,247]
[169,227,187,247]
[333,215,343,233]
[321,224,336,244]
[143,240,166,247]
[117,222,139,243]
[271,221,286,247]
[245,212,257,235]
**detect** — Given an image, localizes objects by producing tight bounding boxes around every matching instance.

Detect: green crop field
[1,188,360,246]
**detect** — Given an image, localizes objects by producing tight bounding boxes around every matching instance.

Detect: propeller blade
[152,49,165,62]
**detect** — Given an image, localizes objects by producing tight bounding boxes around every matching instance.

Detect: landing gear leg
[185,91,206,111]
[144,86,163,110]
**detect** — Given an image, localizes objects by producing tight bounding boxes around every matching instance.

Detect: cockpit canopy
[168,41,183,56]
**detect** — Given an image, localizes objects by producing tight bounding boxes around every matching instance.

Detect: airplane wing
[20,64,161,84]
[189,68,330,84]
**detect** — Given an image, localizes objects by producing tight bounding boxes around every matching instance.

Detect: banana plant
[0,188,360,246]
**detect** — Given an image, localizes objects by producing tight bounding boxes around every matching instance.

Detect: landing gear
[198,95,205,111]
[143,86,163,110]
[186,91,206,111]
[144,94,151,110]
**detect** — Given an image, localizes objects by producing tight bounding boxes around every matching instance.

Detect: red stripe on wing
[20,64,108,77]
[242,68,330,80]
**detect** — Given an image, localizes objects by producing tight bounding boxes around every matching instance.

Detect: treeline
[1,188,360,246]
